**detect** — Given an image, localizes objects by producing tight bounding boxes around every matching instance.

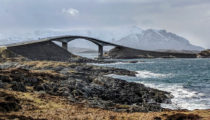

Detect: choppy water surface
[94,58,210,110]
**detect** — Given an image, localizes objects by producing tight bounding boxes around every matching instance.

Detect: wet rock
[59,68,72,75]
[0,80,4,88]
[0,75,11,83]
[23,77,39,86]
[11,82,27,92]
[0,62,19,69]
[128,61,139,63]
[34,85,46,91]
[0,81,2,86]
[69,57,97,63]
[154,117,162,120]
[0,91,21,112]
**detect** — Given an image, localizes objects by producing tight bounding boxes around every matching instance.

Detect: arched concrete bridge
[42,35,126,59]
[6,35,126,59]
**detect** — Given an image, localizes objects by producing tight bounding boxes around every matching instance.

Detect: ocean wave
[136,70,172,79]
[105,72,210,110]
[136,81,209,110]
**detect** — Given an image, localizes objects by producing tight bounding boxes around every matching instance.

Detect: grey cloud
[0,0,210,48]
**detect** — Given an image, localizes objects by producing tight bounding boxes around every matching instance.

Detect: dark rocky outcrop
[197,49,210,58]
[0,61,172,112]
[105,47,197,59]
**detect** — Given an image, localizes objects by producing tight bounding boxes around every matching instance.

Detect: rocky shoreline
[0,46,175,113]
[1,46,210,119]
[0,60,172,113]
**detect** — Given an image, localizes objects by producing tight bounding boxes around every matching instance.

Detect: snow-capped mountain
[0,26,204,51]
[116,29,204,51]
[0,26,143,49]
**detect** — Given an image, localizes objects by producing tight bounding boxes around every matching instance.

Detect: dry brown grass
[0,47,27,63]
[0,47,18,58]
[30,70,66,78]
[0,46,28,63]
[0,89,209,120]
[21,61,77,69]
[0,68,65,81]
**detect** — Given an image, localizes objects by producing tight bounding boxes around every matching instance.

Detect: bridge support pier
[62,42,68,50]
[98,45,103,59]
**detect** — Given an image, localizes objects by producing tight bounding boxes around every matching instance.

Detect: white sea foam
[136,81,209,110]
[91,61,154,66]
[136,70,172,79]
[90,62,129,67]
[137,61,154,64]
[111,62,129,65]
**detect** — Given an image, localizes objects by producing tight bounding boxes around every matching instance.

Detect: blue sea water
[93,58,210,110]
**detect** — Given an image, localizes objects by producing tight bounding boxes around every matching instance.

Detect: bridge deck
[4,35,128,59]
[5,35,125,48]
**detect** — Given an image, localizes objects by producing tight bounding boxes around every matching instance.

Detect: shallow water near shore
[92,58,210,110]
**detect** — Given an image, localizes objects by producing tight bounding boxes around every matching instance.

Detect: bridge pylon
[62,42,68,50]
[98,45,103,59]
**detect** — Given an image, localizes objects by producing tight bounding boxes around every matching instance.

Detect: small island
[105,46,210,59]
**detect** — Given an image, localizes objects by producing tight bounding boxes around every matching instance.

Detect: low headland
[0,42,210,120]
[105,47,210,59]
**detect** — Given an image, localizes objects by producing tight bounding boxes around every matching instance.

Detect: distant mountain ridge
[0,26,204,51]
[116,29,204,51]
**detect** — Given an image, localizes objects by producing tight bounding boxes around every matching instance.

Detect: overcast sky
[0,0,210,48]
